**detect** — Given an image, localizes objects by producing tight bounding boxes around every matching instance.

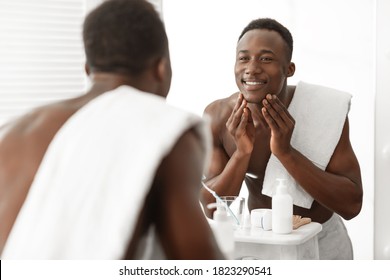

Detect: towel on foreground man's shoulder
[2,85,211,259]
[262,81,352,209]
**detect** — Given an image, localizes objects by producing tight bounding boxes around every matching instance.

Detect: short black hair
[238,18,293,61]
[83,0,168,75]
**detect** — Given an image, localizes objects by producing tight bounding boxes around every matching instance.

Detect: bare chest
[222,128,271,181]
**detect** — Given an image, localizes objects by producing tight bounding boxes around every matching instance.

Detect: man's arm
[153,128,224,259]
[262,94,363,220]
[200,95,254,218]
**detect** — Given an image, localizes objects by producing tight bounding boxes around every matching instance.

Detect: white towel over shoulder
[262,81,352,209]
[2,85,211,259]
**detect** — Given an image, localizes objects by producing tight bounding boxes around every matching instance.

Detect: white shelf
[234,222,322,246]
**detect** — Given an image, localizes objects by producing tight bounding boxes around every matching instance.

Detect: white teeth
[245,81,263,85]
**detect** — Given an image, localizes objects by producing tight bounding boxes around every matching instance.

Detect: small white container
[251,209,272,230]
[272,178,293,234]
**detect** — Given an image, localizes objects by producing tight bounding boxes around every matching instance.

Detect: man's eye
[239,57,249,61]
[260,57,273,62]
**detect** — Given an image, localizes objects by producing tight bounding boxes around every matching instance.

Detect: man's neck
[86,72,159,98]
[87,73,135,96]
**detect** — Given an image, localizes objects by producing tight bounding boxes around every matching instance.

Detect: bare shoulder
[163,126,207,178]
[0,99,85,187]
[204,92,238,118]
[0,95,89,145]
[151,126,208,206]
[0,97,86,254]
[0,96,88,179]
[203,93,238,136]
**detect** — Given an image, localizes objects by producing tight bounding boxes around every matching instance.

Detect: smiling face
[234,29,294,104]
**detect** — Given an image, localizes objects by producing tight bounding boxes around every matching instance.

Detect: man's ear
[287,62,296,77]
[155,56,169,82]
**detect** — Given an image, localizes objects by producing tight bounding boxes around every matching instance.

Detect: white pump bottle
[207,203,235,259]
[272,178,293,234]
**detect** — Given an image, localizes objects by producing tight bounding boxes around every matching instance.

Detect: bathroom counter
[233,222,322,260]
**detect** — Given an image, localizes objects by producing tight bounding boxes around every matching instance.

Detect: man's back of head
[83,0,168,76]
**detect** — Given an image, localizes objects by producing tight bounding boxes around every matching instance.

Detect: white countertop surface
[234,222,322,245]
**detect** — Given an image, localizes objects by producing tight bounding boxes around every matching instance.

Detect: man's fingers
[232,93,243,113]
[237,108,249,131]
[262,95,294,129]
[227,94,242,125]
[262,106,279,131]
[229,96,247,127]
[226,94,249,137]
[262,97,282,129]
[272,95,295,125]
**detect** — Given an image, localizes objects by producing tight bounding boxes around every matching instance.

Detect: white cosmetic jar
[251,209,272,230]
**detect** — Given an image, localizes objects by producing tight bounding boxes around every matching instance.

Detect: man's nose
[245,59,261,74]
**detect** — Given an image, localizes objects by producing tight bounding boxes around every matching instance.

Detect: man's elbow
[342,190,363,220]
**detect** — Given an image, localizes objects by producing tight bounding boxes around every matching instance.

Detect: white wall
[375,0,390,260]
[163,0,375,259]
